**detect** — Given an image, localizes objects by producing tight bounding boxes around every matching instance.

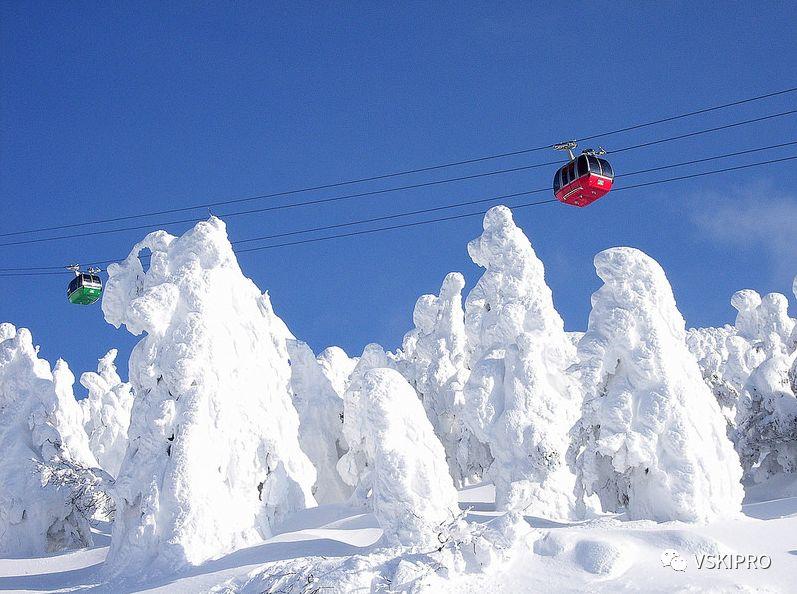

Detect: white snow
[101,217,316,575]
[570,247,744,522]
[461,206,580,518]
[336,343,391,502]
[359,367,460,548]
[396,272,488,486]
[287,339,352,504]
[79,349,134,478]
[4,482,795,593]
[3,205,797,592]
[0,324,98,555]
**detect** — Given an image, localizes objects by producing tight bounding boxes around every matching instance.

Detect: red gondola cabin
[553,154,614,207]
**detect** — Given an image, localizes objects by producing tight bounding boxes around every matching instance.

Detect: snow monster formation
[80,349,134,478]
[102,217,316,574]
[287,339,352,504]
[359,368,461,548]
[461,206,580,519]
[398,272,489,486]
[571,247,744,522]
[0,324,98,555]
[336,343,391,502]
[732,286,797,483]
[686,325,761,430]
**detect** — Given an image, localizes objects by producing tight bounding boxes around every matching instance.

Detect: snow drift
[571,247,744,522]
[461,206,579,518]
[0,324,98,555]
[102,217,316,574]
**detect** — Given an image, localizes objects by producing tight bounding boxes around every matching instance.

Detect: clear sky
[2,2,797,384]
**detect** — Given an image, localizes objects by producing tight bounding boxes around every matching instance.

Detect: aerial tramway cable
[2,110,796,250]
[1,87,796,240]
[2,154,795,278]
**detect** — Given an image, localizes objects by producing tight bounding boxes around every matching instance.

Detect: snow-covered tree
[102,217,316,574]
[733,285,797,483]
[570,247,743,522]
[0,324,99,555]
[732,289,795,351]
[736,348,797,482]
[686,326,759,429]
[460,206,580,518]
[359,368,461,548]
[287,339,352,504]
[397,272,488,486]
[79,349,134,478]
[336,343,390,502]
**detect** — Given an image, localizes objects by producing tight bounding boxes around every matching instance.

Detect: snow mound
[461,206,579,518]
[0,324,98,555]
[102,217,316,574]
[79,349,134,478]
[287,339,352,504]
[571,247,744,522]
[573,539,629,576]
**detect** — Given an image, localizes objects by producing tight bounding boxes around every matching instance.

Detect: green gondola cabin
[67,273,102,305]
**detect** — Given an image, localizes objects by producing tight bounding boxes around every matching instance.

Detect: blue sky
[2,2,797,384]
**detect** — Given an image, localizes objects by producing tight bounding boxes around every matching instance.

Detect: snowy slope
[1,480,795,593]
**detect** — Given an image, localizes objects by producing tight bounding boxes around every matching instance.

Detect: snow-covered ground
[1,479,795,593]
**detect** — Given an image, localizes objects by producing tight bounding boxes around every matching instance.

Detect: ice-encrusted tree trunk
[397,272,488,486]
[360,368,461,548]
[287,339,352,504]
[460,206,580,518]
[0,324,99,555]
[733,283,797,482]
[570,247,743,522]
[102,217,316,574]
[336,343,390,503]
[79,349,134,478]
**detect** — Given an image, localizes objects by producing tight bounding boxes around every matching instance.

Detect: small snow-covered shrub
[736,349,797,481]
[570,247,743,522]
[36,459,115,524]
[220,512,533,594]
